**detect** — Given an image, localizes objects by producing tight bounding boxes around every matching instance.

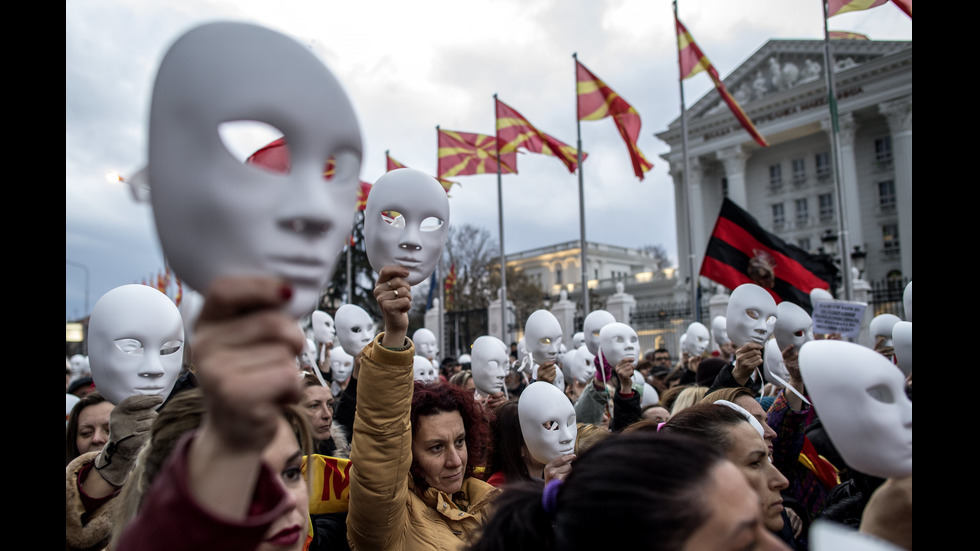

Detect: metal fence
[630,300,711,361]
[868,276,911,319]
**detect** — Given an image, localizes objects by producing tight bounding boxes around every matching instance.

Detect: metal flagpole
[674,1,700,322]
[821,1,853,302]
[573,52,589,317]
[493,94,509,345]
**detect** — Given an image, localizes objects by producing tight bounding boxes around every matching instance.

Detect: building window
[721,177,729,198]
[795,198,809,226]
[882,223,900,257]
[792,158,806,186]
[878,180,896,213]
[772,203,785,229]
[769,164,783,192]
[818,193,834,222]
[555,266,563,284]
[815,152,831,182]
[595,269,599,280]
[875,136,893,170]
[797,237,811,252]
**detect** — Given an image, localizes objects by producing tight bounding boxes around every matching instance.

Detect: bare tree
[641,244,672,271]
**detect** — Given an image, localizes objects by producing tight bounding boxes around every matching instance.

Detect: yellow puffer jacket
[347,334,498,551]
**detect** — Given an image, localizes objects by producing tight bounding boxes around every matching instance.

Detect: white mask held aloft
[311,310,336,346]
[711,315,730,350]
[335,304,374,356]
[566,347,595,384]
[329,345,354,383]
[519,382,577,464]
[870,314,901,348]
[582,310,615,356]
[572,332,585,350]
[525,310,563,366]
[727,284,778,347]
[471,336,509,396]
[413,328,439,361]
[599,323,639,366]
[682,322,710,356]
[413,355,438,383]
[800,340,912,479]
[88,285,184,406]
[363,168,449,286]
[774,301,814,353]
[149,22,362,318]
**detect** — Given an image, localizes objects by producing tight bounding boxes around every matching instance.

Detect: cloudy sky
[65,0,911,320]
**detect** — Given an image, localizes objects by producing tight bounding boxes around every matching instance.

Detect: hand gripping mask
[335,304,374,356]
[774,301,814,353]
[149,22,362,318]
[413,328,439,361]
[682,322,710,356]
[800,340,912,479]
[726,284,778,347]
[363,168,449,286]
[88,285,184,406]
[599,322,639,366]
[471,336,509,396]
[518,381,577,464]
[582,310,616,356]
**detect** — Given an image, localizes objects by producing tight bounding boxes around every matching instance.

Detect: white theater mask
[329,345,354,383]
[471,336,509,396]
[413,355,438,383]
[800,340,912,479]
[682,322,710,356]
[149,22,362,318]
[727,284,778,346]
[774,302,814,352]
[88,285,184,405]
[711,316,730,350]
[335,304,374,356]
[525,310,563,366]
[572,346,596,383]
[518,381,577,464]
[903,281,912,322]
[363,168,449,286]
[413,328,439,361]
[870,314,901,348]
[572,332,585,350]
[763,338,790,383]
[893,321,912,377]
[810,288,834,305]
[311,310,336,346]
[583,310,616,356]
[599,323,639,366]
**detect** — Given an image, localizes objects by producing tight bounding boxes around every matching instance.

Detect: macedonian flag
[437,129,517,179]
[495,98,585,174]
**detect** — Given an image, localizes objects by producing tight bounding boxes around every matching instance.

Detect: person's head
[651,347,671,369]
[66,391,113,465]
[640,404,671,424]
[468,432,788,551]
[300,372,336,442]
[701,387,777,458]
[410,381,489,494]
[661,404,789,532]
[111,389,313,551]
[487,399,539,485]
[448,370,476,393]
[669,386,708,416]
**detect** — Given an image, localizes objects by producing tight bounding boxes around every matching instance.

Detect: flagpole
[674,1,700,323]
[493,94,509,346]
[821,0,854,302]
[573,52,590,317]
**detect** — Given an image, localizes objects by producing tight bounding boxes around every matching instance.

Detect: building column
[668,158,692,285]
[716,145,749,208]
[821,112,863,251]
[879,96,912,278]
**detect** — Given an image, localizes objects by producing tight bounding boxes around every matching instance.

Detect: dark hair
[659,403,749,454]
[448,370,474,390]
[66,391,108,465]
[485,400,538,486]
[467,432,723,551]
[410,381,489,488]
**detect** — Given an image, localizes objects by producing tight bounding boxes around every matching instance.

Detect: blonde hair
[669,386,708,416]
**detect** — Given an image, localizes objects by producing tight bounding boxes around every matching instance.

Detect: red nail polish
[279,284,293,301]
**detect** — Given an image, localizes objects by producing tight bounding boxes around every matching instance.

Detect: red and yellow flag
[675,18,769,148]
[355,180,372,212]
[437,129,517,178]
[828,31,870,40]
[174,275,183,307]
[385,152,456,193]
[495,98,585,174]
[828,0,910,18]
[576,59,653,180]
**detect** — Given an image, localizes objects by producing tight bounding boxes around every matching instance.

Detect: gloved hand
[94,394,163,487]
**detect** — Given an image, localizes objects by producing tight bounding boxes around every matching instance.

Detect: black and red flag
[700,198,838,311]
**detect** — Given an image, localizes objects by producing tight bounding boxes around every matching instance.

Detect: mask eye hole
[161,340,183,355]
[114,338,144,355]
[746,309,760,320]
[766,315,777,326]
[222,121,285,169]
[381,211,405,228]
[615,336,624,343]
[591,330,601,337]
[542,420,559,431]
[866,384,895,404]
[326,149,360,183]
[487,361,498,370]
[539,337,552,345]
[794,330,805,337]
[420,216,444,232]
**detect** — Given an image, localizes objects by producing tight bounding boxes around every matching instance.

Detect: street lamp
[850,246,867,279]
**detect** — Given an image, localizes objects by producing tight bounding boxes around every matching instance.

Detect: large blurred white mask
[149,22,362,318]
[870,314,901,348]
[525,310,563,366]
[88,285,184,405]
[335,304,374,356]
[711,316,730,349]
[471,336,509,396]
[311,310,336,346]
[363,168,449,286]
[810,288,834,305]
[682,322,710,356]
[413,328,439,361]
[800,340,912,479]
[892,321,912,377]
[583,310,616,355]
[329,345,354,383]
[903,281,912,322]
[774,302,814,352]
[599,323,639,365]
[518,382,577,464]
[727,284,778,346]
[413,355,438,383]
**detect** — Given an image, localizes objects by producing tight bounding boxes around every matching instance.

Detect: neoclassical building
[656,38,912,288]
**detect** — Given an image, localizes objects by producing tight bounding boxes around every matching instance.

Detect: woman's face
[411,410,467,494]
[76,401,114,455]
[300,385,335,441]
[733,396,777,459]
[258,416,309,551]
[683,461,790,551]
[725,422,789,533]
